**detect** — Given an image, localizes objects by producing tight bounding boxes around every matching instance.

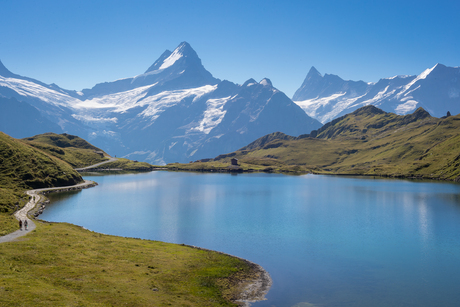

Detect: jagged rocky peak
[306,66,322,80]
[242,78,258,87]
[259,78,273,87]
[144,41,200,73]
[144,50,173,73]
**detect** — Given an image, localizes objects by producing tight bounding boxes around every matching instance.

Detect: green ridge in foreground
[23,133,157,171]
[22,133,110,168]
[0,132,83,215]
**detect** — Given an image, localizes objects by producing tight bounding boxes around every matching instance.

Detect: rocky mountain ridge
[293,64,460,124]
[0,42,321,164]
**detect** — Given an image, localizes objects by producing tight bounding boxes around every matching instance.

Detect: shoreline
[167,165,460,183]
[6,176,272,306]
[183,244,272,306]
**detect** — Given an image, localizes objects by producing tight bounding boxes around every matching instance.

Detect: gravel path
[74,157,118,171]
[0,162,272,305]
[0,180,95,243]
[1,157,116,242]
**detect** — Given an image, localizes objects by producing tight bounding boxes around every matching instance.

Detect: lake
[41,171,460,307]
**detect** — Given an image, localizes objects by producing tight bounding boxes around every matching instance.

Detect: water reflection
[43,172,460,307]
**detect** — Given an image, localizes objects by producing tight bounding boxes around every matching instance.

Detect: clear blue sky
[1,0,459,97]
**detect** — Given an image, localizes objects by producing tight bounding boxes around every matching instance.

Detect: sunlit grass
[168,109,460,181]
[0,222,257,306]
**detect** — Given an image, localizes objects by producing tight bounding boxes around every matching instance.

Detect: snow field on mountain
[140,85,217,121]
[0,76,78,107]
[159,47,183,70]
[73,84,154,111]
[191,95,234,134]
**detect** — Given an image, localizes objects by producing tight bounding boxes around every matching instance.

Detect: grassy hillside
[22,133,109,168]
[1,132,267,305]
[85,158,156,171]
[0,132,84,233]
[170,106,460,181]
[0,220,264,306]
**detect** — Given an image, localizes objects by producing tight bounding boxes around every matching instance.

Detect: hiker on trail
[24,220,28,230]
[19,220,22,230]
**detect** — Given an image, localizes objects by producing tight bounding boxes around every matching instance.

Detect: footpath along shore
[0,180,97,243]
[0,165,272,305]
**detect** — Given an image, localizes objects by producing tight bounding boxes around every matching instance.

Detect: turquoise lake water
[42,171,460,306]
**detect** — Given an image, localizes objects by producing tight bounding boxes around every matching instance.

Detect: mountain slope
[0,42,322,164]
[294,64,460,123]
[196,106,460,181]
[111,77,322,164]
[0,132,83,214]
[0,96,63,138]
[22,133,109,168]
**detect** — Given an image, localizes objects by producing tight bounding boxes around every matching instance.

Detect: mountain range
[0,42,321,164]
[1,42,458,164]
[293,64,460,124]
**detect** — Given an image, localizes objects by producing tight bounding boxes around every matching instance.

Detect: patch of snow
[0,76,79,108]
[169,142,178,150]
[159,48,183,70]
[387,75,412,80]
[395,99,418,114]
[76,91,84,96]
[191,96,232,134]
[103,130,117,137]
[74,84,154,111]
[189,149,198,157]
[294,93,346,119]
[259,79,271,87]
[402,85,421,97]
[124,150,151,158]
[295,91,374,124]
[72,114,118,123]
[397,64,436,98]
[131,69,163,83]
[140,85,217,120]
[114,77,133,82]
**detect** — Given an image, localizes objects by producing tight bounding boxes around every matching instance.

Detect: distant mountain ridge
[0,42,321,164]
[293,64,460,123]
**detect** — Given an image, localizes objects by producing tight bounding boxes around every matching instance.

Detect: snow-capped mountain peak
[260,78,273,87]
[82,42,218,98]
[144,42,196,74]
[243,78,258,87]
[159,47,183,70]
[293,63,460,123]
[144,50,173,73]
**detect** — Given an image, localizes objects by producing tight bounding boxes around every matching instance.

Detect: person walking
[19,219,22,230]
[24,220,28,231]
